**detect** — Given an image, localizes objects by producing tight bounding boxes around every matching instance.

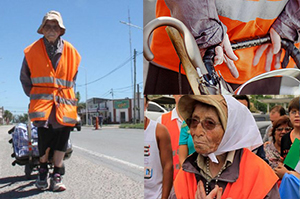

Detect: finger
[222,34,238,61]
[195,182,201,199]
[197,180,207,199]
[274,50,281,69]
[253,44,269,66]
[270,28,281,54]
[217,187,223,199]
[224,55,239,78]
[214,46,224,66]
[207,185,219,198]
[265,46,273,71]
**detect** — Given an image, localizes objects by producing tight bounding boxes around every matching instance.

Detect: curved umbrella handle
[143,17,207,75]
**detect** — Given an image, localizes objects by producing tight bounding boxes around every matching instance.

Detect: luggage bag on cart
[8,123,73,179]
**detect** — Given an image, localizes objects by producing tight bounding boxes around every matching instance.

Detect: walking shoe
[50,173,66,192]
[35,168,48,190]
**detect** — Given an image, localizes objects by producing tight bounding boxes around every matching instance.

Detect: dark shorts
[37,126,71,157]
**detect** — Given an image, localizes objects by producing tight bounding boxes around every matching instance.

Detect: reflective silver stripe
[55,96,77,106]
[63,116,77,124]
[216,0,288,22]
[56,78,74,88]
[30,93,53,100]
[29,112,45,119]
[31,77,54,84]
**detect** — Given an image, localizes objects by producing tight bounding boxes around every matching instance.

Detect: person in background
[178,120,195,168]
[264,115,292,169]
[232,95,250,109]
[263,105,286,143]
[278,97,300,168]
[98,113,103,128]
[169,95,279,199]
[20,10,81,192]
[157,95,183,180]
[274,96,300,199]
[144,95,173,199]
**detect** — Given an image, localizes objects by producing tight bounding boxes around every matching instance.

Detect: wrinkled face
[42,20,62,43]
[274,124,291,145]
[189,104,225,155]
[289,108,300,128]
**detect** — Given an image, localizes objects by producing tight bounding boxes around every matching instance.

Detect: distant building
[79,97,143,125]
[0,106,3,125]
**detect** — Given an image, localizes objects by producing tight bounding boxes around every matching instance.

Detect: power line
[77,56,132,87]
[77,52,142,87]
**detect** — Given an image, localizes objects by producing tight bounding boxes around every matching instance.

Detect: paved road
[0,125,143,199]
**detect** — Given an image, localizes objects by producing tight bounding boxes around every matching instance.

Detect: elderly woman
[264,115,293,169]
[20,11,81,191]
[169,95,280,199]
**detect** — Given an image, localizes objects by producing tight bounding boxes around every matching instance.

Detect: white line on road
[73,145,144,171]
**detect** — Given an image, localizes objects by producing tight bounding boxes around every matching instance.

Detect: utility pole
[137,83,140,123]
[128,9,133,94]
[119,11,142,124]
[110,88,114,99]
[81,66,88,126]
[133,49,137,124]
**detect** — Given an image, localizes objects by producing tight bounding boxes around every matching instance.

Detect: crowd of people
[144,95,300,199]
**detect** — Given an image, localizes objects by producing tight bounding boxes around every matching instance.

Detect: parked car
[252,113,270,121]
[145,101,168,121]
[256,121,271,139]
[72,116,81,131]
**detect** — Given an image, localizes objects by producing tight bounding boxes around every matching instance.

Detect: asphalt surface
[0,125,144,199]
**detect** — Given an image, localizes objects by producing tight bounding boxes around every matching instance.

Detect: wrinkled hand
[274,162,288,179]
[195,180,231,199]
[214,34,239,78]
[199,34,239,78]
[253,28,281,71]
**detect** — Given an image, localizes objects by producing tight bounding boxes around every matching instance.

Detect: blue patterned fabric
[12,123,39,158]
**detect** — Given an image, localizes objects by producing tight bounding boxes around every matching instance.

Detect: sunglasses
[275,127,292,132]
[43,24,60,32]
[186,117,220,131]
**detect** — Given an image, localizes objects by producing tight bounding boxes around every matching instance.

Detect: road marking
[73,145,144,171]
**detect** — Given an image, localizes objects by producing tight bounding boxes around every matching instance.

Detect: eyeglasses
[290,110,300,116]
[43,24,60,32]
[186,117,221,131]
[276,127,292,132]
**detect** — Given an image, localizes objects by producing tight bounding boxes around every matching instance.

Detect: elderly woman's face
[42,20,62,43]
[189,104,225,154]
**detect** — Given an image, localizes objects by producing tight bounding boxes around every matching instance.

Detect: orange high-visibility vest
[24,38,81,126]
[161,111,180,180]
[174,148,279,199]
[151,0,296,84]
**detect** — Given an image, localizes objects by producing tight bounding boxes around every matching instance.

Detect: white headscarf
[206,95,263,163]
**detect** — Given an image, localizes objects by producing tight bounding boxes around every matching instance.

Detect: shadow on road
[0,174,44,198]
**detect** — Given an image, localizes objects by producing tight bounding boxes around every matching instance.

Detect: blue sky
[0,0,143,115]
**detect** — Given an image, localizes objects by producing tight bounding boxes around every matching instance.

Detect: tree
[76,91,81,103]
[75,91,86,113]
[18,113,28,123]
[249,95,272,113]
[3,110,13,124]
